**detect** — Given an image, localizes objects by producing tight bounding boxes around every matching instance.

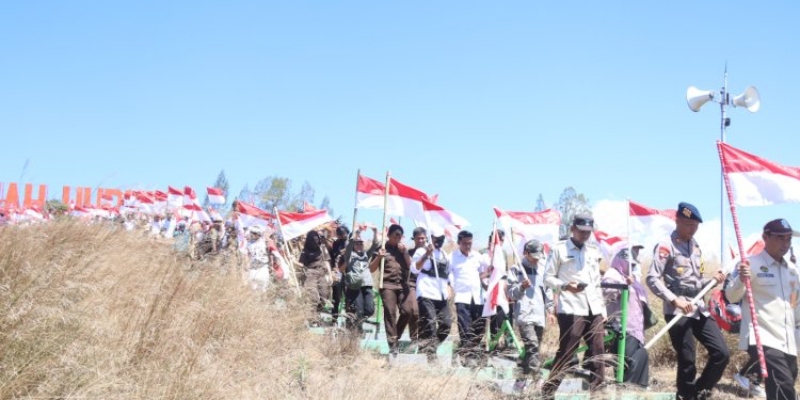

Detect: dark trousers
[331,280,343,318]
[543,313,606,396]
[344,286,374,331]
[456,300,486,356]
[614,335,649,387]
[408,283,420,341]
[666,315,730,400]
[380,285,414,349]
[417,297,451,354]
[519,323,544,375]
[747,345,797,400]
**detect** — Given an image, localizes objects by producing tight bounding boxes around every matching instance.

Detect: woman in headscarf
[299,230,331,320]
[602,248,650,388]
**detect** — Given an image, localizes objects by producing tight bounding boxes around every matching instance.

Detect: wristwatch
[560,283,569,291]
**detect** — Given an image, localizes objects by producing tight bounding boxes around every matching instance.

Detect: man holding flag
[727,218,800,400]
[449,230,490,366]
[542,213,606,398]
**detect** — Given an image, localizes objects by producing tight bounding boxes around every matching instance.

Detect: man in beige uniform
[727,218,800,400]
[646,202,728,400]
[542,213,606,398]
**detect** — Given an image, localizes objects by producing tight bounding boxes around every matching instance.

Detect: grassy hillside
[0,222,492,400]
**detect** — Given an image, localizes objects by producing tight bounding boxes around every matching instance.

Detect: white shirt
[727,251,800,355]
[411,247,450,301]
[544,239,606,317]
[449,249,489,305]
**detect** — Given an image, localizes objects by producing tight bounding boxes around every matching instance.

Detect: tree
[554,187,591,240]
[534,193,547,212]
[236,184,252,206]
[254,176,292,212]
[294,181,315,211]
[45,199,68,216]
[204,169,230,208]
[319,195,333,217]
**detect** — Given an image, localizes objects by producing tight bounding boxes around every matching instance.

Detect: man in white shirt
[542,213,607,398]
[449,230,489,363]
[411,226,452,359]
[727,218,800,400]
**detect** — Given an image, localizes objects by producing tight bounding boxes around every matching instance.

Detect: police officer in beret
[542,213,607,398]
[646,202,729,400]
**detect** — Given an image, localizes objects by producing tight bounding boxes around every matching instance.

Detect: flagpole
[506,225,529,281]
[486,221,498,351]
[627,198,633,280]
[273,207,303,296]
[351,169,360,240]
[379,171,391,289]
[717,140,768,378]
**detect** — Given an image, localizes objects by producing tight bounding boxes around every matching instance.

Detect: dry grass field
[1,221,795,399]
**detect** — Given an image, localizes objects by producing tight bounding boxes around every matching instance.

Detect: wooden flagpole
[379,171,391,289]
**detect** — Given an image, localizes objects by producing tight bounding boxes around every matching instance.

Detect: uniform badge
[658,246,670,261]
[676,267,685,275]
[682,208,692,218]
[760,266,769,273]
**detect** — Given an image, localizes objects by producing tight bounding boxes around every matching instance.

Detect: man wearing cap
[340,226,379,332]
[369,224,414,355]
[411,226,452,360]
[507,239,555,391]
[542,213,607,397]
[727,218,800,400]
[646,202,728,400]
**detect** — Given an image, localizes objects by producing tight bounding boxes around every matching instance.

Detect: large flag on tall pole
[719,141,800,206]
[718,140,773,378]
[234,201,274,230]
[355,173,431,217]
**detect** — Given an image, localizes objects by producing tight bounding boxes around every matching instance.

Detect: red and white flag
[278,209,333,240]
[355,174,431,217]
[629,200,675,243]
[719,142,800,206]
[416,199,470,237]
[482,225,509,317]
[494,207,561,258]
[135,191,156,214]
[183,186,197,206]
[234,201,274,231]
[207,187,226,206]
[593,230,628,262]
[167,186,183,209]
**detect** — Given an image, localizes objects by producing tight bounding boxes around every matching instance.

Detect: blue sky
[2,2,799,259]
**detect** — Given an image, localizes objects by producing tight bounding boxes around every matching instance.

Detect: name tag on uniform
[756,273,775,278]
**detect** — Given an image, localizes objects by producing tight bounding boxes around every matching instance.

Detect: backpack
[708,289,742,333]
[345,256,368,290]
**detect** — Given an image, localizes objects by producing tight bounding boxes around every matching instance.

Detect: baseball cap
[572,213,594,232]
[524,239,544,258]
[763,218,796,235]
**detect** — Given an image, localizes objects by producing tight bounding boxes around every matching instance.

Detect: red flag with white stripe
[355,174,431,217]
[415,199,470,238]
[494,207,560,258]
[278,209,333,240]
[593,230,628,262]
[719,142,800,206]
[207,187,226,205]
[234,201,274,231]
[167,186,183,209]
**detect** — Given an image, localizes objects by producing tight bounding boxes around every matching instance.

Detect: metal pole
[720,68,728,267]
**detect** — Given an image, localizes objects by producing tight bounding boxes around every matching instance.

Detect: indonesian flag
[183,186,197,206]
[303,201,316,212]
[629,200,675,247]
[494,207,561,258]
[414,199,470,237]
[234,201,274,231]
[593,230,628,262]
[136,191,156,214]
[208,207,223,222]
[278,209,333,240]
[153,190,167,213]
[182,187,210,222]
[718,141,800,206]
[482,225,509,317]
[167,186,183,209]
[355,174,431,217]
[207,187,226,205]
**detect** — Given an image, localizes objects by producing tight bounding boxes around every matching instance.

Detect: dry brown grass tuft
[0,222,495,400]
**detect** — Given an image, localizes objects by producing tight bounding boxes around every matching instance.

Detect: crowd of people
[4,201,800,400]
